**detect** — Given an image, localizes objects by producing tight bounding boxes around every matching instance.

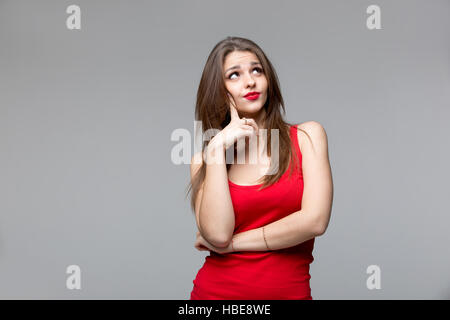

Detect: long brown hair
[185,36,306,213]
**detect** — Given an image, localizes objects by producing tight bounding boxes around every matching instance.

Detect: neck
[237,108,269,162]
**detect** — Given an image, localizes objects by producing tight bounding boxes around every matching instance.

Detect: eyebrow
[224,61,262,74]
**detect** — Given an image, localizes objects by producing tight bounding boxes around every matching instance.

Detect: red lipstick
[244,91,260,100]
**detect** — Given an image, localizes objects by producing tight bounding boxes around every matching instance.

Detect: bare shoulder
[295,121,328,154]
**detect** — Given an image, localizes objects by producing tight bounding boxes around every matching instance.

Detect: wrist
[230,237,235,253]
[206,135,225,164]
[209,133,225,151]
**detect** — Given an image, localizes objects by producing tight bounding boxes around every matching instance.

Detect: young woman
[187,36,333,300]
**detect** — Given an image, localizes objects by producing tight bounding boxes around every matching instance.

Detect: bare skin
[223,50,273,186]
[193,51,333,253]
[195,120,333,254]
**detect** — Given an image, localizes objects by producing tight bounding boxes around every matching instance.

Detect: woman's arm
[230,209,318,252]
[195,121,333,254]
[195,208,318,254]
[232,121,333,252]
[196,135,235,248]
[193,104,260,249]
[232,121,333,251]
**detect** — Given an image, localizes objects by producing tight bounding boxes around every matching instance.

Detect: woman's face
[223,50,268,117]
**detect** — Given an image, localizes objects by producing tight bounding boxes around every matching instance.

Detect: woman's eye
[228,67,262,80]
[253,67,263,74]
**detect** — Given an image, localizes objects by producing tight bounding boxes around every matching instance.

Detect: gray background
[0,0,449,299]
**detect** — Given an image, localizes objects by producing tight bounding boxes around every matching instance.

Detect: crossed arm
[195,121,334,254]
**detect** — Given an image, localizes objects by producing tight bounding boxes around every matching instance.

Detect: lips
[244,91,260,97]
[244,92,260,100]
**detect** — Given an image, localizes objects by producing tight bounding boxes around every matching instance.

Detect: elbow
[212,237,232,249]
[314,215,329,237]
[315,224,326,237]
[205,233,232,248]
[200,227,232,248]
[199,215,234,247]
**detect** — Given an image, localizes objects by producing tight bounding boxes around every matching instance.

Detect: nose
[245,72,256,87]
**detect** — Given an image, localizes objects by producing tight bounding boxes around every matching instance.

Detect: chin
[238,104,263,113]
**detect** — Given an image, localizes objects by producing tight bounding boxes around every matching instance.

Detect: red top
[190,124,315,300]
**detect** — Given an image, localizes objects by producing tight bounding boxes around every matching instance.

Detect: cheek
[262,77,268,90]
[227,85,239,97]
[257,77,268,91]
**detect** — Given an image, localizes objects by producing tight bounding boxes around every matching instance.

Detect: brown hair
[185,36,307,212]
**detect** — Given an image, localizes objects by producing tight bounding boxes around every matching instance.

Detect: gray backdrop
[1,0,449,299]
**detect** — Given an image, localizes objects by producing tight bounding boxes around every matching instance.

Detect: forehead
[223,51,260,69]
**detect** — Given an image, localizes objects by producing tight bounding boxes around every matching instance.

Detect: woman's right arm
[192,135,235,248]
[191,101,259,248]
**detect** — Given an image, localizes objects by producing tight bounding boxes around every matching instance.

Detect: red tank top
[190,124,315,300]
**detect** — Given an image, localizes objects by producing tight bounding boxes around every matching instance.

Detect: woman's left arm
[230,121,333,252]
[195,121,334,254]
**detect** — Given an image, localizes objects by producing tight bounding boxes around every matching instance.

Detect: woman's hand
[216,94,260,150]
[194,231,233,254]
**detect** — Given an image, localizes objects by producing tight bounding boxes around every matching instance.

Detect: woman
[187,36,333,300]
